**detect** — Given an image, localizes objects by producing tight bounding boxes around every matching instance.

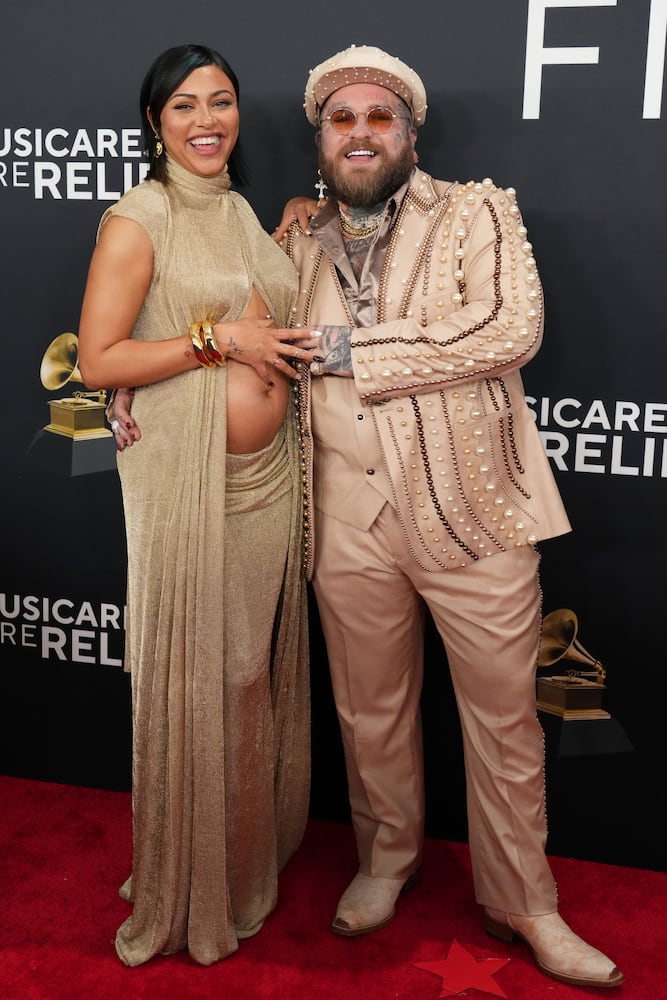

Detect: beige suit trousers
[312,503,558,915]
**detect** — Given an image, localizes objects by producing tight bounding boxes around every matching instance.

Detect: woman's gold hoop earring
[153,133,164,158]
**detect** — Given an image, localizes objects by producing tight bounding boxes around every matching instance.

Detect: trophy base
[26,428,117,476]
[536,703,611,721]
[47,395,108,436]
[539,712,634,757]
[537,675,607,716]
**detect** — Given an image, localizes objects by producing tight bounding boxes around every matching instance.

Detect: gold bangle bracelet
[201,322,226,367]
[189,322,216,368]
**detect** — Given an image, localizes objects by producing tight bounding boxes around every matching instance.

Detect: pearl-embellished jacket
[286,171,571,579]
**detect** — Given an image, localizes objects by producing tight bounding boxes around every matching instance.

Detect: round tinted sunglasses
[321,106,411,135]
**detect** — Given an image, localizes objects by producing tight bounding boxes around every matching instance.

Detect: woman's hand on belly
[215,285,322,389]
[213,317,321,386]
[226,361,291,454]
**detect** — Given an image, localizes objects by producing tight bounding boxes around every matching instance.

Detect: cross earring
[315,169,328,206]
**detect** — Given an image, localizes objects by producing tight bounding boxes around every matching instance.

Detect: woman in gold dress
[78,44,317,966]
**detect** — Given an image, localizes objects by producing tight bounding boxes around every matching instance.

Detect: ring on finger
[110,419,120,433]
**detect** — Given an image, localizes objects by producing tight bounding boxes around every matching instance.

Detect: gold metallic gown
[100,159,309,966]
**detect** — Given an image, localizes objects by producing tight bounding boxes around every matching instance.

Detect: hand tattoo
[318,325,354,375]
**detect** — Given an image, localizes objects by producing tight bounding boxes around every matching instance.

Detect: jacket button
[366,468,375,476]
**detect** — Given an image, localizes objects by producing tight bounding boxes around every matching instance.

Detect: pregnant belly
[226,359,290,454]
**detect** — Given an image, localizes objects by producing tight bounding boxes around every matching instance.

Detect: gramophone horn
[537,608,605,679]
[40,332,83,391]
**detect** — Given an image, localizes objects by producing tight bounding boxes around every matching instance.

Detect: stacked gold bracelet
[189,321,227,368]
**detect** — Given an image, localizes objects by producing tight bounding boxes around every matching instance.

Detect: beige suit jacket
[286,171,571,579]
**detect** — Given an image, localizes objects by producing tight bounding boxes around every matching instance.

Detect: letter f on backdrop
[523,0,618,119]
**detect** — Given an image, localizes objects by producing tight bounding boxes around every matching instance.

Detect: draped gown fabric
[99,159,310,966]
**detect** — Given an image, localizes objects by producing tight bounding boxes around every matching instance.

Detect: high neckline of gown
[165,156,232,198]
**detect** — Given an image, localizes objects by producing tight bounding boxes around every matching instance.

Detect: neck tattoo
[338,202,386,241]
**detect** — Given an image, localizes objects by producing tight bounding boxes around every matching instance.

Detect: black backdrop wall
[1,0,665,872]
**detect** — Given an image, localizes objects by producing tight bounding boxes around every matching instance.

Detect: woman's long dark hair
[139,43,248,186]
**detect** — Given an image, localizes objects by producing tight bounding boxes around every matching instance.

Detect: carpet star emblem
[414,939,509,998]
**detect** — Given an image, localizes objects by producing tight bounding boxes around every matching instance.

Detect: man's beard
[318,142,415,208]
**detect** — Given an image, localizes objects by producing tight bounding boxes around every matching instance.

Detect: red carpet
[1,776,664,999]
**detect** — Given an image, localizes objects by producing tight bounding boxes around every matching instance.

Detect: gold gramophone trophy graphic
[26,332,117,476]
[537,609,632,755]
[537,609,609,720]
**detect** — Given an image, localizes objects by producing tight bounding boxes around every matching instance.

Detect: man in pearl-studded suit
[284,44,623,989]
